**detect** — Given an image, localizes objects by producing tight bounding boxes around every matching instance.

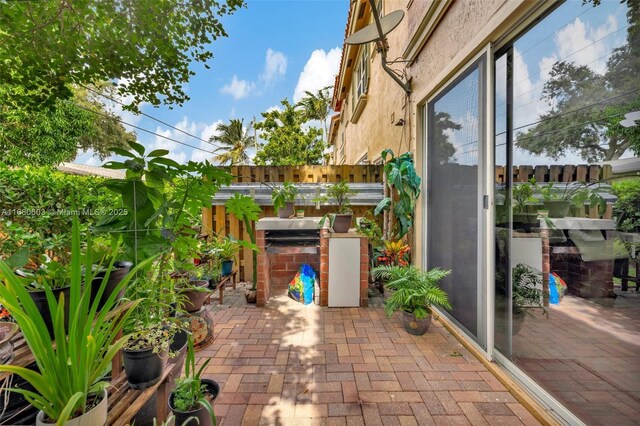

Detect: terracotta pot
[180,280,210,313]
[332,214,352,233]
[36,390,107,426]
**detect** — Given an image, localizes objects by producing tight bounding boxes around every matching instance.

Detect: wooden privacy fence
[497,164,613,183]
[202,165,384,282]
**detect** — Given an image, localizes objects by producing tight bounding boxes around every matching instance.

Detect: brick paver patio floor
[198,283,541,425]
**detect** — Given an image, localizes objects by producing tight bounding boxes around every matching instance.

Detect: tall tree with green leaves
[296,85,333,143]
[0,0,244,111]
[254,99,326,166]
[0,84,135,167]
[209,119,256,165]
[517,0,640,161]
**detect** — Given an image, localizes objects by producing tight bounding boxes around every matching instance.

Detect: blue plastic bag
[288,264,316,305]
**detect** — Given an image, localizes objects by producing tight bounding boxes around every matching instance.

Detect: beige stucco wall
[330,0,551,265]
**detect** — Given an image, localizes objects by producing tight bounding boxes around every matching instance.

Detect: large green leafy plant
[0,220,150,424]
[374,149,421,239]
[372,265,451,320]
[98,141,232,262]
[271,181,299,212]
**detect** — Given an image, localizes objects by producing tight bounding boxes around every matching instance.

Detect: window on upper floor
[350,46,370,122]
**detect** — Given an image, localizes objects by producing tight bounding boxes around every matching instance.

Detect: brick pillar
[541,226,550,307]
[319,229,329,306]
[360,236,369,307]
[256,230,269,307]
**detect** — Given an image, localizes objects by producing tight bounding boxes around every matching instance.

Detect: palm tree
[296,86,333,143]
[209,118,256,165]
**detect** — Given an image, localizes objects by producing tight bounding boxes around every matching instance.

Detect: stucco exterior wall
[330,0,548,264]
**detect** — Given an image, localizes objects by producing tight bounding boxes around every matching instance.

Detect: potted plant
[296,209,305,218]
[531,179,607,218]
[179,266,212,313]
[372,265,451,335]
[10,253,71,339]
[495,264,548,335]
[0,220,147,425]
[208,236,241,277]
[317,181,356,233]
[121,269,177,390]
[168,336,219,426]
[376,240,410,267]
[122,323,174,390]
[512,181,540,224]
[272,181,298,218]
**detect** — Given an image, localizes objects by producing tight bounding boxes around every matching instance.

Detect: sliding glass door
[427,58,486,345]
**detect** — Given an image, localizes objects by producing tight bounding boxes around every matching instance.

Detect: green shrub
[0,164,112,262]
[612,179,640,233]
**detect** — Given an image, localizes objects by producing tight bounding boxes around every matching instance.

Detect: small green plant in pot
[168,335,219,426]
[512,181,540,224]
[318,181,356,233]
[372,265,451,335]
[272,181,298,218]
[211,236,241,276]
[495,264,548,335]
[122,268,178,390]
[530,178,607,218]
[0,219,148,426]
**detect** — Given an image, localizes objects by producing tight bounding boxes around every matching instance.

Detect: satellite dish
[345,10,404,45]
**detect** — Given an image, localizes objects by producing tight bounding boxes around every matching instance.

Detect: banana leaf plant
[0,219,152,424]
[374,149,421,239]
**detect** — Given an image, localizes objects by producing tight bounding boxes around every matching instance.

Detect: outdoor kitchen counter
[256,216,327,230]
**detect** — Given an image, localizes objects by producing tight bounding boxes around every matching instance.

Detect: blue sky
[78,0,349,165]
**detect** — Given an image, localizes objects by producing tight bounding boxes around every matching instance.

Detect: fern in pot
[372,265,451,335]
[0,220,148,425]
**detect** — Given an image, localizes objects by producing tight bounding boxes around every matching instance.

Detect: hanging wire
[79,83,218,147]
[69,101,217,155]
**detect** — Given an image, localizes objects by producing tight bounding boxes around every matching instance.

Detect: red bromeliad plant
[377,240,410,267]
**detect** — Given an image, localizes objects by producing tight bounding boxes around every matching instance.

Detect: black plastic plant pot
[221,260,233,276]
[169,379,220,426]
[91,260,133,310]
[169,328,189,369]
[0,362,39,425]
[28,286,70,339]
[122,347,168,390]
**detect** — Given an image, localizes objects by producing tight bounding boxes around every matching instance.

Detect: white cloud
[555,15,618,74]
[220,48,288,99]
[265,105,282,113]
[220,75,256,100]
[293,47,341,102]
[260,48,287,84]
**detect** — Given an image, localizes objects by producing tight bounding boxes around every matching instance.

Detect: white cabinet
[328,237,361,307]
